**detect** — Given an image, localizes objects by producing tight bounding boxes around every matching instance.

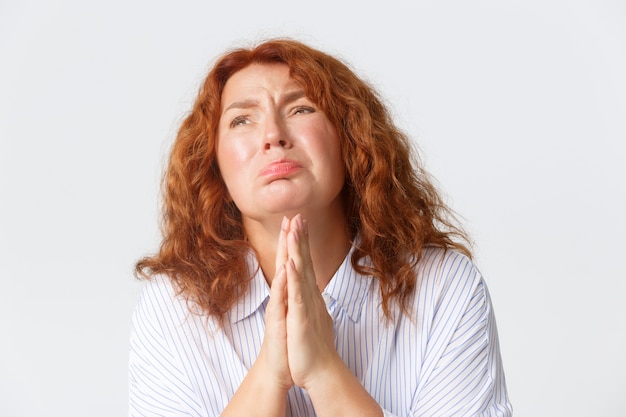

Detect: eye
[292,106,315,115]
[229,115,251,128]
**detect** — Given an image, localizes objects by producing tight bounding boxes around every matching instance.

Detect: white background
[1,1,624,416]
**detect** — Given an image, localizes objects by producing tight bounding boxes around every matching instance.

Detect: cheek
[217,142,254,192]
[317,128,343,169]
[217,141,242,171]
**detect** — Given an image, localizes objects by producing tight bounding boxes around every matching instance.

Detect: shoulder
[410,247,487,317]
[416,246,482,288]
[134,275,184,318]
[131,275,212,338]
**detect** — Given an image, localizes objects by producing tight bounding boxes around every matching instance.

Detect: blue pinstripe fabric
[129,247,512,416]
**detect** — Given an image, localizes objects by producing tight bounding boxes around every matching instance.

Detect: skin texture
[217,63,350,284]
[217,64,383,417]
[217,63,344,218]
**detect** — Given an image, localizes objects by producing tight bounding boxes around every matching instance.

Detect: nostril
[278,140,287,147]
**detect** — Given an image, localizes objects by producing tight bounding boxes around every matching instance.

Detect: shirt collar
[228,245,374,324]
[228,254,270,324]
[323,245,374,323]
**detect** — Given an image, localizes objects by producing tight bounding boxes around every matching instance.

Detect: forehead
[221,63,301,105]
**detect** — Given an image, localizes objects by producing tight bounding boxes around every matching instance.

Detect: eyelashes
[230,115,251,128]
[292,106,315,115]
[227,106,316,129]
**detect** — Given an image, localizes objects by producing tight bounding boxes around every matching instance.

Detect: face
[216,63,345,225]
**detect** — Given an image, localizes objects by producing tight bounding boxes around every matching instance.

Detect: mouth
[259,159,302,181]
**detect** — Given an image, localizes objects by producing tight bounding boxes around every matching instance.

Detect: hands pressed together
[262,214,339,392]
[223,214,383,417]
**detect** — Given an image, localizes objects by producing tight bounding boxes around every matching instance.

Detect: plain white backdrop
[1,0,624,416]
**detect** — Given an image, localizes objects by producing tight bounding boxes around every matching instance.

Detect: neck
[244,208,351,291]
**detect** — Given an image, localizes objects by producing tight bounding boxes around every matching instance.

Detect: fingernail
[281,216,289,231]
[302,218,308,235]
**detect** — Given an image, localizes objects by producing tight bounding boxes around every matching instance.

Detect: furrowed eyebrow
[280,90,307,106]
[222,90,309,114]
[223,99,259,114]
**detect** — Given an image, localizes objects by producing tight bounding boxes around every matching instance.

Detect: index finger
[287,214,315,289]
[275,216,290,274]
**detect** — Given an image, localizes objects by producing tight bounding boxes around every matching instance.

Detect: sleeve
[410,256,512,417]
[128,281,204,417]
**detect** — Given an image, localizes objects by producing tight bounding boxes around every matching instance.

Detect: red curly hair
[136,38,471,319]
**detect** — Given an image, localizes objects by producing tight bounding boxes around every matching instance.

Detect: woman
[129,38,512,416]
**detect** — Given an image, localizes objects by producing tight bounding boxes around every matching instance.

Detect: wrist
[305,357,383,417]
[221,356,290,417]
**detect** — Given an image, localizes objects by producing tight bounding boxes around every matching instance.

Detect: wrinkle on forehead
[220,64,308,114]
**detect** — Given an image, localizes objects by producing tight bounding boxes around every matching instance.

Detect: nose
[263,114,291,150]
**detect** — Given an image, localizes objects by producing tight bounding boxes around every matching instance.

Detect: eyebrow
[223,99,259,114]
[222,90,308,114]
[280,90,307,106]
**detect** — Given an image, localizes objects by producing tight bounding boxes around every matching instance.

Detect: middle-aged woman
[129,38,512,417]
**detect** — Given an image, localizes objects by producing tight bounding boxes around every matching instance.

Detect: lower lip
[260,162,301,180]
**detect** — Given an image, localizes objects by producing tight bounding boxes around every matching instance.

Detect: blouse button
[322,292,332,306]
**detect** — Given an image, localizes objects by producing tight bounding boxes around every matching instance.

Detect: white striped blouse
[129,246,512,416]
